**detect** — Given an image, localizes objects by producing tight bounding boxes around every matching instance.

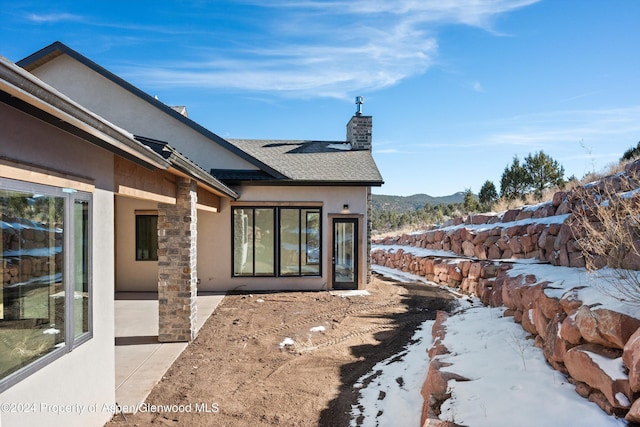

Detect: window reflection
[0,190,65,379]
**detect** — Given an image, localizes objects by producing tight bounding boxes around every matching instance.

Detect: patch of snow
[616,392,631,407]
[372,244,462,259]
[278,338,294,348]
[372,265,468,299]
[350,322,434,427]
[583,352,627,381]
[413,213,571,235]
[330,290,370,297]
[506,264,639,318]
[328,143,352,150]
[309,326,326,333]
[372,265,431,284]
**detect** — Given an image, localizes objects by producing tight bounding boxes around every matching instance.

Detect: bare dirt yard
[107,274,458,427]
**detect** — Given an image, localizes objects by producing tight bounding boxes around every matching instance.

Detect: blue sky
[2,0,639,196]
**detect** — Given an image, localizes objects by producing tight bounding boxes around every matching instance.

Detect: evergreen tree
[523,151,565,200]
[463,188,479,213]
[500,156,529,201]
[478,180,498,210]
[621,141,640,161]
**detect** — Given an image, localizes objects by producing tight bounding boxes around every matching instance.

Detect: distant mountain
[372,192,466,212]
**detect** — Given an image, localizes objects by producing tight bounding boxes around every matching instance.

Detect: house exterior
[0,42,382,426]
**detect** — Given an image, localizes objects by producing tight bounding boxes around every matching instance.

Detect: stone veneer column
[157,177,198,342]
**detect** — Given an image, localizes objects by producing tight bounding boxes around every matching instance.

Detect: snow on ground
[437,304,626,427]
[350,320,435,427]
[372,244,464,259]
[406,212,571,236]
[350,265,629,427]
[506,263,639,319]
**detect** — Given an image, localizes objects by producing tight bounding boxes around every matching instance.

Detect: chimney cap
[355,96,364,116]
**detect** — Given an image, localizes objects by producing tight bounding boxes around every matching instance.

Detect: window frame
[0,178,93,392]
[135,212,159,261]
[231,206,322,278]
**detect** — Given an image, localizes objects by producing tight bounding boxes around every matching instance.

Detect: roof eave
[222,179,384,187]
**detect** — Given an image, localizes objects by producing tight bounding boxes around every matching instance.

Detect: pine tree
[500,156,529,201]
[523,151,565,200]
[463,188,479,213]
[478,180,498,210]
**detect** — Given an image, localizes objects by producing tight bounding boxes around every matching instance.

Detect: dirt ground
[107,274,458,427]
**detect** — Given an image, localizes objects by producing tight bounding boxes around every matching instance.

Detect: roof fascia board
[222,180,384,187]
[17,42,287,180]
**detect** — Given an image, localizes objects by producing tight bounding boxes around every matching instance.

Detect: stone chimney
[346,96,372,150]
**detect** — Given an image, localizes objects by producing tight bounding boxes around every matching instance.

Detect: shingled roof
[218,139,384,186]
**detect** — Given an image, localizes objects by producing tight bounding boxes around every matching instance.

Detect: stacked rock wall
[372,247,640,423]
[372,214,640,423]
[375,201,584,268]
[376,161,640,271]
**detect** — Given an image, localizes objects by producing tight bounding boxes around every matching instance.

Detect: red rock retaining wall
[371,247,640,424]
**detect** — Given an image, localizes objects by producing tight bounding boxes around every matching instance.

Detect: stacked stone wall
[372,247,640,423]
[371,160,640,424]
[377,160,640,271]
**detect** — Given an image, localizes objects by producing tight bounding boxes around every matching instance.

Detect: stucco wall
[30,55,257,172]
[0,103,116,426]
[198,185,369,292]
[115,197,160,292]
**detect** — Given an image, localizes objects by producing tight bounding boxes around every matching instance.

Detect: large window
[0,179,91,391]
[233,207,321,277]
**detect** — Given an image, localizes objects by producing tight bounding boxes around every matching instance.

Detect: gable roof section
[222,139,384,186]
[0,55,236,199]
[17,41,287,180]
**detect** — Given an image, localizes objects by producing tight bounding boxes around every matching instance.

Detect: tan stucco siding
[0,103,116,426]
[30,55,258,172]
[199,185,369,292]
[114,196,160,292]
[0,102,114,190]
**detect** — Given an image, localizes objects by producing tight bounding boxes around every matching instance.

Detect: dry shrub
[569,172,640,305]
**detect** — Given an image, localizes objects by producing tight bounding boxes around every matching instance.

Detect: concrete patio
[114,292,224,413]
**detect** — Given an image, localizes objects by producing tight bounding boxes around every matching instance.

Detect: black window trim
[135,212,159,261]
[231,205,322,278]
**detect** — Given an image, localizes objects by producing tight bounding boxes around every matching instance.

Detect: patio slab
[114,292,224,413]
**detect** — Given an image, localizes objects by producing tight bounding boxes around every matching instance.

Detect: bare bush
[570,172,640,305]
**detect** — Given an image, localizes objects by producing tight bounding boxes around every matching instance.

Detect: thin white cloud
[118,0,540,98]
[376,148,402,154]
[415,105,640,151]
[26,13,82,23]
